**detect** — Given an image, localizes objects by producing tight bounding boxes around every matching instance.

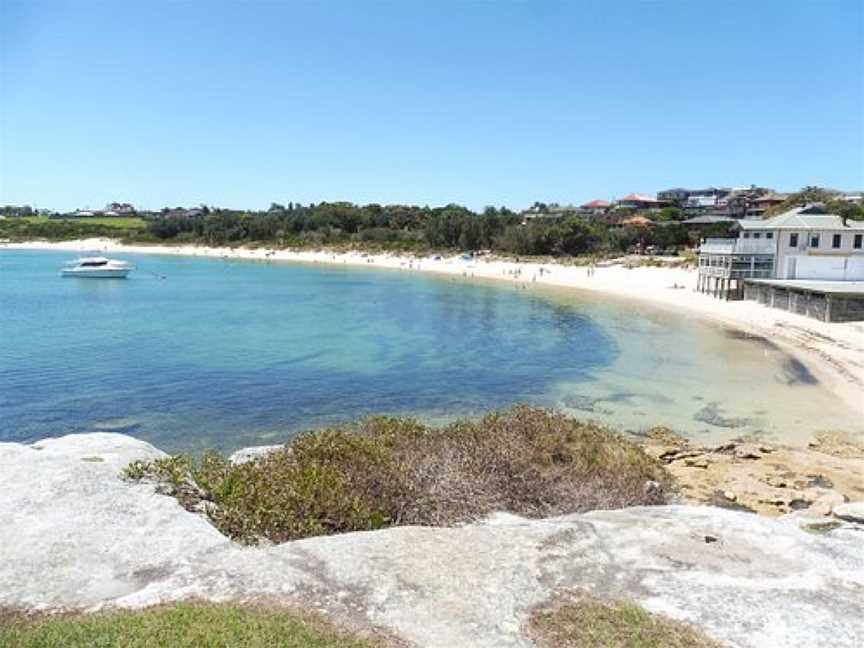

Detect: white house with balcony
[697,205,864,320]
[736,205,864,280]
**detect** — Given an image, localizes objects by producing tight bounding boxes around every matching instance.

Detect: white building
[737,205,864,280]
[697,205,864,302]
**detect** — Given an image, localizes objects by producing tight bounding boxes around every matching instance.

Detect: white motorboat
[61,256,132,279]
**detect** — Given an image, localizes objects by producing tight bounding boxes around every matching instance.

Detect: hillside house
[745,193,787,218]
[616,193,667,211]
[579,199,611,215]
[105,202,136,215]
[658,187,731,209]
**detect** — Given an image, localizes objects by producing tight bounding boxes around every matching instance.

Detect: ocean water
[1,249,860,452]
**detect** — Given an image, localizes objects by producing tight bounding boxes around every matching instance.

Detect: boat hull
[61,269,130,279]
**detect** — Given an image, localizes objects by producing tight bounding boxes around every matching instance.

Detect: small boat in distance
[61,256,131,279]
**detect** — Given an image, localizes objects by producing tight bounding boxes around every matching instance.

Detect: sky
[1,0,862,212]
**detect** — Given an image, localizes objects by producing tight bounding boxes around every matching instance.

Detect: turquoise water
[1,249,859,452]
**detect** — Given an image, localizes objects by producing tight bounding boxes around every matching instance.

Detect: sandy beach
[5,237,864,416]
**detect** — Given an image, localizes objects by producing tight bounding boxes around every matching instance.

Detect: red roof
[581,199,611,208]
[619,193,661,203]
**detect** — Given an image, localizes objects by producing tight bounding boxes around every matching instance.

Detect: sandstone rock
[808,432,864,459]
[832,502,864,525]
[228,444,285,464]
[2,433,864,648]
[734,443,770,460]
[763,475,789,488]
[808,491,847,517]
[641,433,864,519]
[683,457,710,468]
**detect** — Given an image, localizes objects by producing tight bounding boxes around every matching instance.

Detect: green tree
[549,218,602,256]
[657,207,684,222]
[766,186,838,216]
[828,201,864,222]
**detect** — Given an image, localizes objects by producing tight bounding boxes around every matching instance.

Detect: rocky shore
[2,433,863,647]
[641,428,864,518]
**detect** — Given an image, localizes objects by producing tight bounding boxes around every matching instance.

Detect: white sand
[6,238,864,415]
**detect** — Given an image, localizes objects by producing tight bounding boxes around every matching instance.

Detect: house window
[766,232,774,239]
[810,234,820,248]
[855,234,862,249]
[743,232,750,238]
[753,232,761,239]
[833,234,842,249]
[789,233,799,247]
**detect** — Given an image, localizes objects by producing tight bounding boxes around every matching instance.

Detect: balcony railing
[700,266,773,279]
[699,237,775,255]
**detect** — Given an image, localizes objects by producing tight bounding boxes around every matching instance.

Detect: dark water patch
[778,357,819,385]
[724,328,818,386]
[561,394,614,415]
[723,328,781,350]
[694,402,753,429]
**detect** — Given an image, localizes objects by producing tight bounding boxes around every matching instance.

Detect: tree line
[145,201,700,256]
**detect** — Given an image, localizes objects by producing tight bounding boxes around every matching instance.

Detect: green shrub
[124,407,673,544]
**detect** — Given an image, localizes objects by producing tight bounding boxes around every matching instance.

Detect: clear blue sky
[1,0,862,212]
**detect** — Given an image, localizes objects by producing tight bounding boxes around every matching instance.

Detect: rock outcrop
[2,433,863,648]
[833,502,864,525]
[641,428,864,516]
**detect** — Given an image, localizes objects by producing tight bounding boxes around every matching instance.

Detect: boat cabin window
[80,260,108,267]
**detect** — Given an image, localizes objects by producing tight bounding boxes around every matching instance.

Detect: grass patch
[0,602,391,648]
[123,406,673,544]
[16,216,147,228]
[0,217,149,242]
[528,594,722,648]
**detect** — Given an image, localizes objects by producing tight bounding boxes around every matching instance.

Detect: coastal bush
[123,406,673,544]
[0,602,393,648]
[528,594,722,647]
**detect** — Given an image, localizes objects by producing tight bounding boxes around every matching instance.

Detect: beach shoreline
[5,237,863,417]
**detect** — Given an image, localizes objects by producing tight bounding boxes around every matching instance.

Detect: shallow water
[1,249,859,452]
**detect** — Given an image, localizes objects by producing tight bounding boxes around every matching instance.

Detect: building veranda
[697,205,864,320]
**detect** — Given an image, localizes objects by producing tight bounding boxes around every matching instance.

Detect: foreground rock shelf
[2,433,863,648]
